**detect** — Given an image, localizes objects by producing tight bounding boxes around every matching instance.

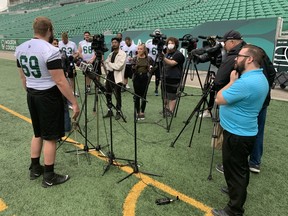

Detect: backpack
[258,47,276,107]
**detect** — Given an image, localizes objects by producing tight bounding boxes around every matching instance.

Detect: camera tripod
[151,52,172,132]
[60,71,98,165]
[170,75,214,148]
[167,53,204,132]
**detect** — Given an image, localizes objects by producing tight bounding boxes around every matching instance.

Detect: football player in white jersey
[59,32,78,57]
[15,16,80,188]
[78,31,96,92]
[59,32,78,95]
[122,37,137,90]
[146,38,161,96]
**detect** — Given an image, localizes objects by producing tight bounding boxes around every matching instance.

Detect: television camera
[90,34,109,59]
[191,35,223,67]
[179,34,198,53]
[149,29,167,52]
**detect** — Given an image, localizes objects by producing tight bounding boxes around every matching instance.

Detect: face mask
[167,44,175,50]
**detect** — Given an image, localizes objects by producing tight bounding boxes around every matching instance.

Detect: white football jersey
[122,43,137,64]
[59,40,77,56]
[146,39,158,61]
[79,40,95,62]
[120,40,126,50]
[15,38,61,90]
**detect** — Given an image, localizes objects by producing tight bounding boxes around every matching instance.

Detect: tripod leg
[188,113,200,147]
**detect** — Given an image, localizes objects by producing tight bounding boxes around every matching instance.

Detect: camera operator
[122,36,137,91]
[161,37,185,116]
[214,30,246,91]
[78,31,96,93]
[103,37,126,120]
[214,30,275,176]
[15,17,80,188]
[59,32,78,96]
[131,43,154,120]
[212,45,269,216]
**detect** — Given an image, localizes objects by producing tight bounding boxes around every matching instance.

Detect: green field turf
[0,58,287,216]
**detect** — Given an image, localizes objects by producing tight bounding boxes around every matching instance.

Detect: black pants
[222,130,256,216]
[133,73,149,113]
[105,72,122,111]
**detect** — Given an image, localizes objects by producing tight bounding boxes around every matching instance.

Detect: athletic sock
[31,157,40,166]
[44,164,54,174]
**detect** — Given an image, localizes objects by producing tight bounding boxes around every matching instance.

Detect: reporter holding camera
[161,37,185,116]
[131,43,154,120]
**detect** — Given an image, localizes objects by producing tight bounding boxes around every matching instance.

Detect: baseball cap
[219,30,242,42]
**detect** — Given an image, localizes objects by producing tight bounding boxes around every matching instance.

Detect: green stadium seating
[0,0,287,39]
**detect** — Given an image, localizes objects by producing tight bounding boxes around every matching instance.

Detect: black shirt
[164,50,185,79]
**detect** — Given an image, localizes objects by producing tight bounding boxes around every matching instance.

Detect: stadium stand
[0,0,288,39]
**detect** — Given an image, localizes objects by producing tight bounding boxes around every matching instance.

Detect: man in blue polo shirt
[212,44,269,216]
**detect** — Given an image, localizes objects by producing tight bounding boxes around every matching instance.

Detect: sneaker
[115,112,121,120]
[138,113,145,120]
[249,164,260,173]
[68,105,73,110]
[159,108,170,115]
[42,173,70,188]
[29,165,44,180]
[86,86,91,94]
[154,89,159,96]
[73,92,79,97]
[126,84,130,89]
[216,163,224,174]
[103,110,113,118]
[164,109,173,117]
[211,209,229,216]
[199,110,211,118]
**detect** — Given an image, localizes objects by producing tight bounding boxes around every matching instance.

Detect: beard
[234,59,245,75]
[48,32,54,44]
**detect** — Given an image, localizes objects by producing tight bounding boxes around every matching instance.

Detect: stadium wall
[1,18,282,70]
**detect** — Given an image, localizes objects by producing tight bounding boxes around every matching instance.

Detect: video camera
[191,35,223,67]
[149,29,167,52]
[90,34,109,58]
[179,34,198,53]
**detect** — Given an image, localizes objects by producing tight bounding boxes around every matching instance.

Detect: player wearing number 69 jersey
[15,16,80,188]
